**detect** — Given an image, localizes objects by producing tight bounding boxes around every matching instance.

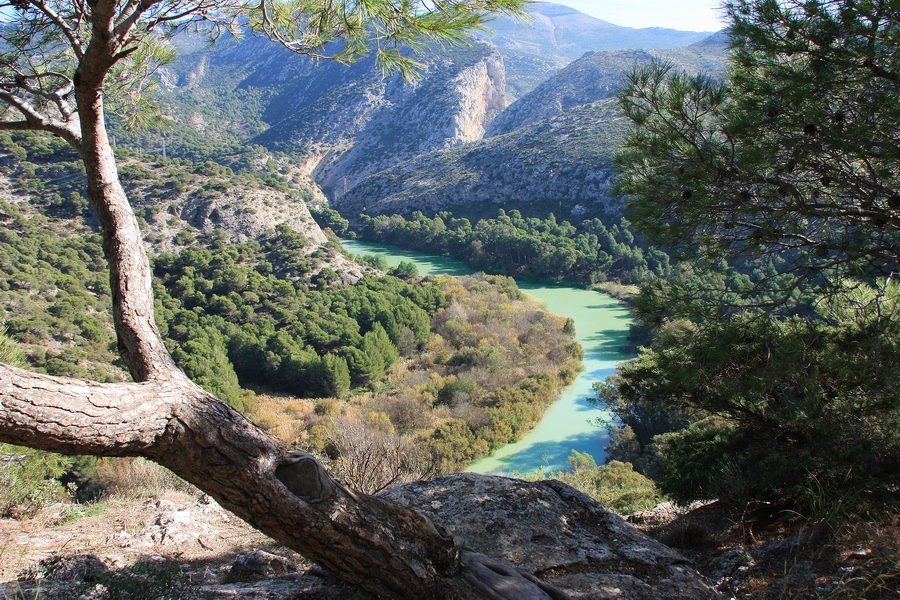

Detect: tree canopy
[617,0,900,298]
[603,0,900,511]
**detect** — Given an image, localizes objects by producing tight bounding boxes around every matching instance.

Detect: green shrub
[0,444,73,519]
[601,280,900,510]
[519,452,660,515]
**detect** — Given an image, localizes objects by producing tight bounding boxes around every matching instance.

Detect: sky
[557,0,727,32]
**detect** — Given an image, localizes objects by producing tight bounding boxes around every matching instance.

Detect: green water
[341,239,633,474]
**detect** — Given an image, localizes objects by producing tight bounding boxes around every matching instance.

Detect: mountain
[489,36,728,136]
[111,4,728,225]
[476,2,715,61]
[334,98,626,219]
[333,35,730,219]
[254,43,510,199]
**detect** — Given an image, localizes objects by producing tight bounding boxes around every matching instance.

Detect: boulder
[229,550,296,582]
[17,554,109,583]
[379,473,720,600]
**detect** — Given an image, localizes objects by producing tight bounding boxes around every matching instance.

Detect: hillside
[0,131,584,469]
[488,34,729,136]
[0,138,358,276]
[336,98,626,219]
[105,3,724,226]
[334,35,729,219]
[257,43,512,200]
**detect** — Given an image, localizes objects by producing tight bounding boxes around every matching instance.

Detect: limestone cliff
[333,35,729,219]
[334,98,626,218]
[258,43,512,204]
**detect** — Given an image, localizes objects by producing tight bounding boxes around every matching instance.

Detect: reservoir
[341,239,634,475]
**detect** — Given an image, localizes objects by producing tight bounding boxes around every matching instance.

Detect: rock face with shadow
[379,473,720,600]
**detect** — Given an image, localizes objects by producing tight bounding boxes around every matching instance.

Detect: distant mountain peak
[529,2,584,17]
[477,1,714,64]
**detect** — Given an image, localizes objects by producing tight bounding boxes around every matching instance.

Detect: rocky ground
[627,500,900,600]
[0,490,362,599]
[1,476,897,600]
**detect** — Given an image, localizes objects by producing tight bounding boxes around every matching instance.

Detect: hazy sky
[557,0,727,32]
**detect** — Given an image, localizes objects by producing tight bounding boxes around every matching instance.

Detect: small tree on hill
[0,1,579,597]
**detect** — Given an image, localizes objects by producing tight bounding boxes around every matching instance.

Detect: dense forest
[591,0,900,521]
[355,209,671,286]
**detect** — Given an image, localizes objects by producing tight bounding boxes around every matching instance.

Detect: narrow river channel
[341,239,634,475]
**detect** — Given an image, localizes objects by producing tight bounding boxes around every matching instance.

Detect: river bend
[341,239,633,474]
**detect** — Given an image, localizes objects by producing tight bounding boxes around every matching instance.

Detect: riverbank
[341,239,634,474]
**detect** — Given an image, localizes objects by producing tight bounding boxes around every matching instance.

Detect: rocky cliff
[134,6,729,224]
[334,98,626,218]
[252,43,512,204]
[332,35,729,219]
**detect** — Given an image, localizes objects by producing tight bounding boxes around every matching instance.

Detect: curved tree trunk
[0,364,569,599]
[0,26,570,600]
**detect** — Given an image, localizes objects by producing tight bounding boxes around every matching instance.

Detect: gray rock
[379,473,720,599]
[18,553,109,583]
[201,571,362,599]
[229,550,296,582]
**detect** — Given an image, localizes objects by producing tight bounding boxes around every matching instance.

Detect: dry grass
[250,393,317,443]
[93,457,198,499]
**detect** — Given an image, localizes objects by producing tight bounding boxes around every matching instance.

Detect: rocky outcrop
[5,477,718,599]
[332,36,729,219]
[449,52,509,143]
[304,44,511,202]
[130,183,328,250]
[380,474,720,599]
[334,98,627,218]
[228,550,296,582]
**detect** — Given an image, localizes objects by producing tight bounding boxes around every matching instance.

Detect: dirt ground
[0,491,332,599]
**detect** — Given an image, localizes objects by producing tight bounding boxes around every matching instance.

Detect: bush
[519,452,660,515]
[92,457,197,499]
[0,444,72,519]
[601,280,900,510]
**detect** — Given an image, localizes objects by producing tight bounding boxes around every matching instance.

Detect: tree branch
[21,0,86,59]
[0,363,177,455]
[0,362,570,599]
[0,90,81,146]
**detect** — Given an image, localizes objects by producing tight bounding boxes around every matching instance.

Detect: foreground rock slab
[379,473,719,600]
[3,475,718,599]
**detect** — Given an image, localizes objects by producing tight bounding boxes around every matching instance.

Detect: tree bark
[74,31,178,383]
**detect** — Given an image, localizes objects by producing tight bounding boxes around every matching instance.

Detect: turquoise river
[341,239,634,475]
